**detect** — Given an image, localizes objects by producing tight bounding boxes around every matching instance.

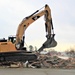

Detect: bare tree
[29,45,33,51]
[65,48,75,58]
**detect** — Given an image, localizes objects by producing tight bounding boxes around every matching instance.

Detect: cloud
[0,0,35,38]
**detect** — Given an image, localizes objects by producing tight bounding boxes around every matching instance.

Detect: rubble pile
[25,54,75,69]
[46,56,75,69]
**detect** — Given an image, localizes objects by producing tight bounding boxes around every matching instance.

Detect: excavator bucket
[38,34,57,52]
[43,37,57,48]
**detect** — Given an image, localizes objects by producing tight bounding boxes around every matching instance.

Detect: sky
[0,0,75,52]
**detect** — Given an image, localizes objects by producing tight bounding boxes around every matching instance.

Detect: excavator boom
[15,4,57,50]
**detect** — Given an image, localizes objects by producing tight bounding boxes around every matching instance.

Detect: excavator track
[0,50,37,65]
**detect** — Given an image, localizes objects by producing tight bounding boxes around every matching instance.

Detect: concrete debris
[23,54,75,69]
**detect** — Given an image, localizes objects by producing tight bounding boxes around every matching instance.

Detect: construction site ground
[0,68,75,75]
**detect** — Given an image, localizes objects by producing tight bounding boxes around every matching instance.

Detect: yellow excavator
[0,4,57,65]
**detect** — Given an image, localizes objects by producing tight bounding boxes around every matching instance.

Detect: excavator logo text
[32,16,40,21]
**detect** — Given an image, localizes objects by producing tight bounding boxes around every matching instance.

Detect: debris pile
[23,52,75,69]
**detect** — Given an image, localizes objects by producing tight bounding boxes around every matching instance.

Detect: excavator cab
[8,36,16,44]
[8,36,26,50]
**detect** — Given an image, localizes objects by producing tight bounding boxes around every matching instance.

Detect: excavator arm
[15,4,57,50]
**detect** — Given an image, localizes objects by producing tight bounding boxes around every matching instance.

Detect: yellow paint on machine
[0,41,17,52]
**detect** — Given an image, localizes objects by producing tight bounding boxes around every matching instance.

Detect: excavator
[0,4,57,65]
